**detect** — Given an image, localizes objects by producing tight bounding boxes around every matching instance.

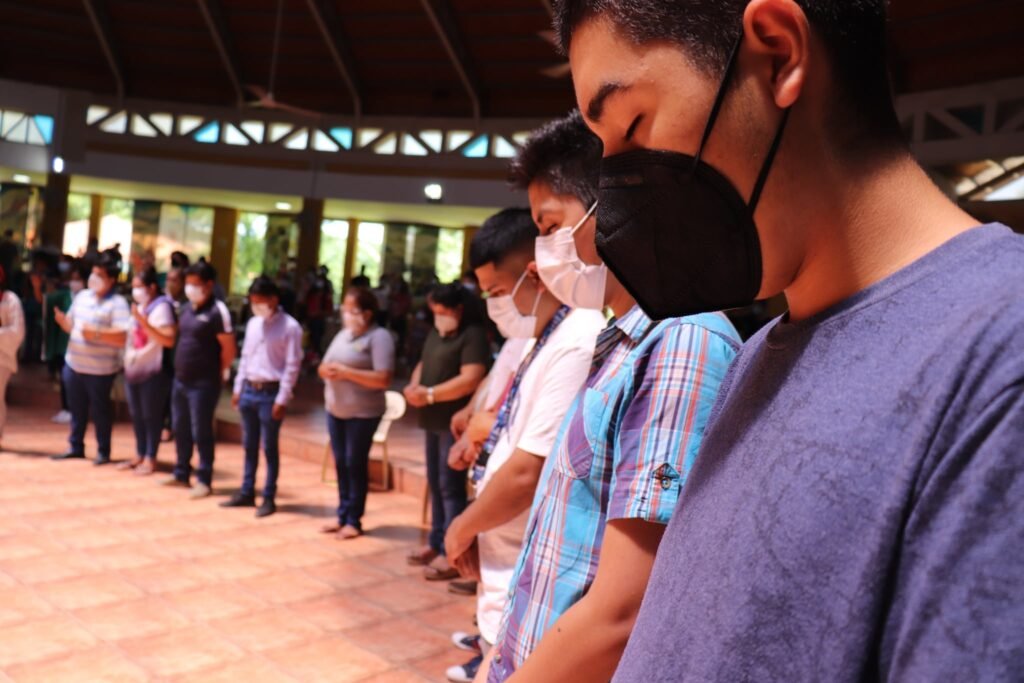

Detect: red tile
[35,574,144,611]
[73,596,191,641]
[235,570,335,605]
[0,615,98,667]
[118,626,245,678]
[210,607,324,652]
[4,646,149,683]
[344,618,451,663]
[285,594,393,632]
[263,636,393,683]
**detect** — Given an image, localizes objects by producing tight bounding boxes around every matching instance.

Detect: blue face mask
[595,35,791,320]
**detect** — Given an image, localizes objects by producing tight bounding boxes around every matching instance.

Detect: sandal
[424,556,459,581]
[407,546,439,566]
[134,460,155,476]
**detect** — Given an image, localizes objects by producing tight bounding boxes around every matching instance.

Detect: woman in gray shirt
[318,288,395,539]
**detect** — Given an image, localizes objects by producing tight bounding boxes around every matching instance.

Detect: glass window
[63,193,92,257]
[99,198,134,270]
[319,219,349,295]
[354,222,385,286]
[436,228,465,283]
[232,212,268,295]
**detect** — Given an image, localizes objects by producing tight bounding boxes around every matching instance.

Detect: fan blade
[537,29,558,46]
[541,63,572,79]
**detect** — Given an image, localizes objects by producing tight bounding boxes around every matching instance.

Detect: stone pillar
[209,206,238,293]
[295,198,324,278]
[38,172,70,249]
[88,194,102,242]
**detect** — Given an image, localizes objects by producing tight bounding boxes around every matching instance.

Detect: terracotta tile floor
[0,406,476,682]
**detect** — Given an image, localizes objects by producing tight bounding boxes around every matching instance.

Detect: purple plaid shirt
[488,306,740,680]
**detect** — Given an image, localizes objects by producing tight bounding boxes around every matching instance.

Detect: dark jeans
[125,373,171,460]
[239,385,283,499]
[63,365,115,458]
[327,414,381,531]
[172,378,220,486]
[49,356,68,411]
[425,429,467,554]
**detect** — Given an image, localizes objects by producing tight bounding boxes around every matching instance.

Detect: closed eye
[624,114,643,142]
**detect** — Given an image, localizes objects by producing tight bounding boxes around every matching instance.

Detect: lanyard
[473,305,570,482]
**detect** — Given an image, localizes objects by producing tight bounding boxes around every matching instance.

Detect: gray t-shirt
[322,325,395,419]
[616,224,1024,682]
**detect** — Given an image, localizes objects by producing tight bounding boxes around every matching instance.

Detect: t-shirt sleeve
[214,301,233,335]
[608,322,738,524]
[515,344,593,459]
[149,301,175,328]
[880,382,1024,681]
[110,296,131,330]
[460,325,491,368]
[371,329,396,373]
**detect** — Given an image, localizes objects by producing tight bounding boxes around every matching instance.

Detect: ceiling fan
[244,0,323,119]
[538,29,571,78]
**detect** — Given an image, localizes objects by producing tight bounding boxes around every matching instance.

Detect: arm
[232,324,252,404]
[331,328,395,391]
[218,332,237,378]
[445,448,545,562]
[507,519,666,683]
[0,296,25,346]
[403,362,425,406]
[132,304,176,348]
[82,297,131,348]
[334,365,392,390]
[274,323,305,408]
[429,362,487,403]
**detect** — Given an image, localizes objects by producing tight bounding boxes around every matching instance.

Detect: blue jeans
[327,415,381,531]
[239,385,283,499]
[172,379,220,486]
[63,366,115,458]
[425,429,467,554]
[125,373,171,460]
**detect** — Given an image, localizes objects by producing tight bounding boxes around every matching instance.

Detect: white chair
[321,390,407,492]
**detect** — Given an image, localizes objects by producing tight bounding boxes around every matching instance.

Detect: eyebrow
[586,81,630,123]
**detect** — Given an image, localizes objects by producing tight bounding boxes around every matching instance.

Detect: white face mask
[88,272,107,295]
[535,202,606,310]
[132,287,150,306]
[251,302,274,319]
[486,271,541,339]
[185,283,207,306]
[434,313,459,336]
[69,280,84,295]
[343,311,368,335]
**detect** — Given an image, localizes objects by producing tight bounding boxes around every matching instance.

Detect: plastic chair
[321,390,407,493]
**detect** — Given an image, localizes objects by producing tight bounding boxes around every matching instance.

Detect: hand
[447,436,480,471]
[453,541,481,582]
[131,304,146,326]
[450,405,472,439]
[467,410,498,446]
[272,403,286,421]
[444,514,476,564]
[231,393,240,410]
[404,384,428,408]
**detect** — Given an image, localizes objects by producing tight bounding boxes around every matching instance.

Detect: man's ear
[744,0,810,110]
[525,261,547,293]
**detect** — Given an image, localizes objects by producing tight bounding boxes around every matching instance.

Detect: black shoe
[446,654,483,683]
[51,452,85,461]
[93,457,111,467]
[255,499,276,518]
[448,579,478,597]
[219,493,255,508]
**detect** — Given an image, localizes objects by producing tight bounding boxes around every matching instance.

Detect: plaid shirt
[488,306,740,680]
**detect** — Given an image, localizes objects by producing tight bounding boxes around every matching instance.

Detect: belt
[244,380,280,393]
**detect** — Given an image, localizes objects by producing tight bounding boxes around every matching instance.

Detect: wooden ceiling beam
[418,0,483,120]
[195,0,245,107]
[304,0,365,118]
[81,0,126,100]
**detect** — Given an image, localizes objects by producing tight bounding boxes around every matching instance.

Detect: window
[99,198,134,270]
[63,193,92,257]
[232,212,268,295]
[354,222,385,286]
[319,220,349,295]
[436,228,465,283]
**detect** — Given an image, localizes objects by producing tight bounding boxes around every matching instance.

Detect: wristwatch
[426,387,435,405]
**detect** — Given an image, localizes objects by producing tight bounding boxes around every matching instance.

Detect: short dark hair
[170,251,190,269]
[344,287,379,315]
[508,110,601,205]
[554,0,903,151]
[469,208,538,271]
[96,251,121,278]
[248,275,280,299]
[186,261,217,283]
[136,266,161,292]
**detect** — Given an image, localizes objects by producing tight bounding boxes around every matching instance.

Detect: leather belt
[244,380,280,393]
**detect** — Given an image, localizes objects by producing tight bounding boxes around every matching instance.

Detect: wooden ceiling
[0,0,1021,119]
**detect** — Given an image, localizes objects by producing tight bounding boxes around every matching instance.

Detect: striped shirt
[65,289,131,376]
[488,306,741,680]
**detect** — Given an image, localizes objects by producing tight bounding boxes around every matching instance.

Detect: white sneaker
[51,410,71,424]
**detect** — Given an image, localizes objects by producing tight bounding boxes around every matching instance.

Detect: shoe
[449,580,478,597]
[51,451,85,461]
[424,556,460,582]
[451,632,482,654]
[51,410,72,424]
[93,457,112,467]
[189,482,212,499]
[446,654,483,683]
[407,546,439,566]
[159,475,189,487]
[219,493,255,508]
[255,499,276,518]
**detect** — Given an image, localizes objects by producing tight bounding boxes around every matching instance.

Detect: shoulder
[2,290,21,305]
[369,326,394,345]
[213,300,232,325]
[460,324,488,344]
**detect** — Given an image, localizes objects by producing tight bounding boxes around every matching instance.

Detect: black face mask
[596,37,791,320]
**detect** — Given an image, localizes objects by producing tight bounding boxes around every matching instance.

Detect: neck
[780,153,979,321]
[532,293,563,337]
[604,274,635,318]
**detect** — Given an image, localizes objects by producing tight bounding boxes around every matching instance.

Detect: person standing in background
[51,252,130,465]
[304,266,334,358]
[221,276,302,518]
[162,261,235,499]
[318,287,395,539]
[45,261,82,424]
[404,283,490,581]
[121,267,176,476]
[0,264,26,451]
[161,265,187,442]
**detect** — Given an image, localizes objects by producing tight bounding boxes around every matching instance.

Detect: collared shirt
[175,297,232,385]
[489,306,741,680]
[233,310,303,406]
[65,289,131,376]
